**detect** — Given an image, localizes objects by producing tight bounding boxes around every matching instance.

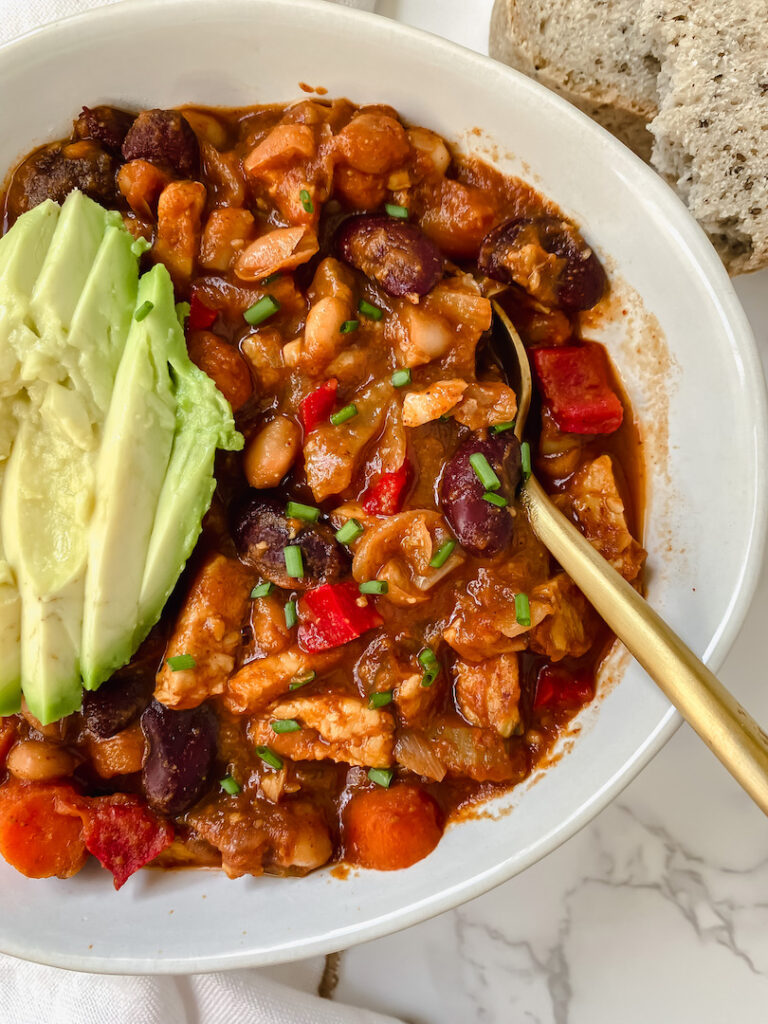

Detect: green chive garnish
[492,420,516,434]
[521,441,532,482]
[385,203,409,219]
[134,300,153,322]
[359,580,388,596]
[469,452,501,491]
[284,600,298,629]
[359,299,383,321]
[429,539,456,569]
[515,592,531,627]
[220,775,241,795]
[271,719,301,734]
[244,294,280,326]
[284,545,304,579]
[340,319,359,334]
[300,188,314,213]
[335,518,364,545]
[330,403,358,426]
[255,746,283,770]
[368,767,394,788]
[286,501,320,522]
[483,492,508,508]
[418,647,440,688]
[167,654,196,671]
[369,691,393,709]
[391,368,412,388]
[289,670,316,691]
[261,272,282,286]
[251,582,275,599]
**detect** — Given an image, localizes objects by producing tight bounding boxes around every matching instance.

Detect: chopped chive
[429,539,456,569]
[251,582,275,599]
[134,300,154,322]
[335,518,364,545]
[340,319,359,334]
[271,719,301,734]
[368,767,394,788]
[220,775,241,796]
[385,202,409,219]
[284,545,304,579]
[421,667,439,688]
[469,452,501,491]
[261,272,282,286]
[520,441,532,482]
[255,745,283,770]
[244,294,280,326]
[369,691,393,709]
[330,403,358,426]
[286,501,320,522]
[483,491,508,508]
[492,420,516,434]
[289,669,316,690]
[359,579,388,596]
[515,592,531,627]
[391,368,412,388]
[167,654,196,671]
[284,599,298,629]
[418,648,438,670]
[300,188,314,213]
[359,299,383,321]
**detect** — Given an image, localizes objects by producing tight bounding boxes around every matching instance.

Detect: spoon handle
[523,474,768,813]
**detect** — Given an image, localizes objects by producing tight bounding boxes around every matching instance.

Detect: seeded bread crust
[489,0,658,159]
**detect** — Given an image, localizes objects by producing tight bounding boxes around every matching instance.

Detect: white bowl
[0,0,765,974]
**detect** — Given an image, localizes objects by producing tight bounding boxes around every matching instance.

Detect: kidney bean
[122,109,200,178]
[478,216,605,311]
[230,492,349,590]
[440,433,521,557]
[140,700,217,816]
[74,105,134,153]
[335,214,443,297]
[81,670,154,739]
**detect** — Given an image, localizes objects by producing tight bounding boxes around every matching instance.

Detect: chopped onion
[395,730,446,782]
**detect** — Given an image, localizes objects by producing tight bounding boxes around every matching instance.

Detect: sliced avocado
[0,460,21,716]
[80,265,179,691]
[137,316,243,643]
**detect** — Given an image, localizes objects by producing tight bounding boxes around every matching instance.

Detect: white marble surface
[318,2,768,1020]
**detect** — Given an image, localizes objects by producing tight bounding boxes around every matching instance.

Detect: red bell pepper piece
[533,664,594,710]
[300,379,338,434]
[361,463,411,516]
[57,793,174,890]
[298,581,384,652]
[532,343,623,434]
[188,292,218,330]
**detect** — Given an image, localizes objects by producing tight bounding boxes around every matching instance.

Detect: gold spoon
[492,300,768,813]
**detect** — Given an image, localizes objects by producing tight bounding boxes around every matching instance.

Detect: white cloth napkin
[0,6,399,1022]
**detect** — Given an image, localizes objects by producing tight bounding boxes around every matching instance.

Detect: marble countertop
[297,2,768,1020]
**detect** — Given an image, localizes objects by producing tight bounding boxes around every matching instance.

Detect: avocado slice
[0,459,21,716]
[80,265,180,691]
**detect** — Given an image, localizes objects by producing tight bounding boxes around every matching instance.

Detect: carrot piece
[343,783,443,870]
[0,780,87,879]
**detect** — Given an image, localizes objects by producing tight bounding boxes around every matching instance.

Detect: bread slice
[489,0,659,159]
[639,1,768,273]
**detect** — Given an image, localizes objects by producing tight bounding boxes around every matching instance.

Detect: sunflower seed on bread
[489,0,659,159]
[638,0,768,274]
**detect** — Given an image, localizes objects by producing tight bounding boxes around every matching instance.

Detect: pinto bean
[243,415,301,488]
[81,670,155,738]
[122,109,200,177]
[230,492,349,590]
[335,215,443,297]
[440,433,522,557]
[7,741,77,782]
[74,105,134,152]
[140,700,217,816]
[478,216,606,311]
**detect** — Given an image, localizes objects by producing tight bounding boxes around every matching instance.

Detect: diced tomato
[299,379,338,434]
[188,292,218,330]
[532,343,623,434]
[533,664,594,709]
[0,781,88,879]
[57,793,174,890]
[298,581,383,653]
[343,784,443,870]
[361,463,411,516]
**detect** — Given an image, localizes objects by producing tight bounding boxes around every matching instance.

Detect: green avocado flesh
[0,192,243,723]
